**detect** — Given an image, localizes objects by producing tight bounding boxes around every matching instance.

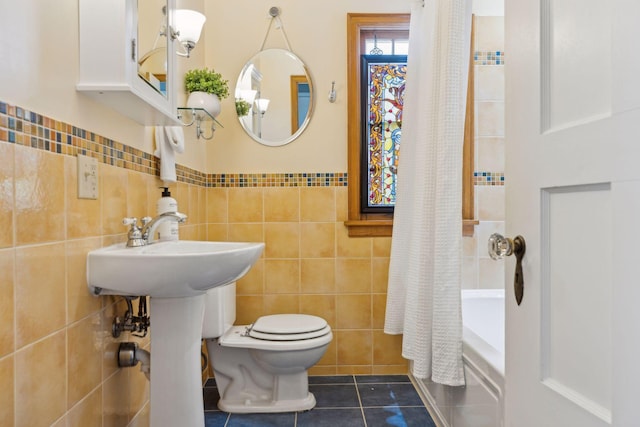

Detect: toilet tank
[202,282,236,338]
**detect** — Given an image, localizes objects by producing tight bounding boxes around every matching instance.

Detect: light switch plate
[77,154,98,199]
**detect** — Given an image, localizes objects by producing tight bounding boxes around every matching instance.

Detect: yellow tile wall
[0,140,208,427]
[206,186,407,376]
[0,104,406,426]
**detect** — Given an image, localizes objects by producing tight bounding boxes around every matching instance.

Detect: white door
[505,0,640,426]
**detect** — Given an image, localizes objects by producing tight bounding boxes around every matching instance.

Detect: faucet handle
[123,217,138,227]
[123,217,146,247]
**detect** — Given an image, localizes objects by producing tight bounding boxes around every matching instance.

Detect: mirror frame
[236,49,314,147]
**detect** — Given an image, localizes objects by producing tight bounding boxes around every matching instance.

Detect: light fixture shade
[255,98,270,115]
[174,9,206,44]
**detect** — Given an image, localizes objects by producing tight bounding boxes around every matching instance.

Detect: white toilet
[203,282,333,413]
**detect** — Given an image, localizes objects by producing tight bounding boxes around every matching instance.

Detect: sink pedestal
[150,295,206,427]
[86,240,265,425]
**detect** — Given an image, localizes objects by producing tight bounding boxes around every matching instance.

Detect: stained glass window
[361,55,407,212]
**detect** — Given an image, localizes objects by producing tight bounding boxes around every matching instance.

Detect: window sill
[344,220,393,237]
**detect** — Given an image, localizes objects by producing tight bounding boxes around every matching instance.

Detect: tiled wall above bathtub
[463,16,506,291]
[474,50,504,65]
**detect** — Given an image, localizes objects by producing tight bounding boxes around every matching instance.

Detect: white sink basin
[87,239,264,427]
[87,240,264,298]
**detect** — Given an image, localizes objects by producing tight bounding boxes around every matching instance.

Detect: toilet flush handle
[488,233,526,306]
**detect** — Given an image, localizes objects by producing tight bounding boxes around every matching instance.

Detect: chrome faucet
[123,212,187,247]
[142,212,187,243]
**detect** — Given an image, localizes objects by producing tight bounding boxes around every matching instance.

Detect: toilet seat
[249,314,329,341]
[218,314,333,351]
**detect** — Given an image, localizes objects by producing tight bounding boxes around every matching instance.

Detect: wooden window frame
[345,13,477,237]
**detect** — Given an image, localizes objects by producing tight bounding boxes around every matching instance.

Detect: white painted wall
[0,0,208,171]
[0,0,502,173]
[202,0,413,174]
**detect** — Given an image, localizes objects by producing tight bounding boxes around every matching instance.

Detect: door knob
[488,233,526,305]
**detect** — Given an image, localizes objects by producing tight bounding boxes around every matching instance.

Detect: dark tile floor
[203,375,436,427]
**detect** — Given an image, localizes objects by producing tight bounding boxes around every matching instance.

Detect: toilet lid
[248,314,330,341]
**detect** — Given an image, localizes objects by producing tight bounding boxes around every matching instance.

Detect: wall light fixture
[172,9,206,57]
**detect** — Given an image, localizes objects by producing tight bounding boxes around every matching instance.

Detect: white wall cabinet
[77,0,178,125]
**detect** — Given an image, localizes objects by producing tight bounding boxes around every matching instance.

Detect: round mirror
[235,49,313,146]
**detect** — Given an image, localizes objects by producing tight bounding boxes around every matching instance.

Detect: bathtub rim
[461,289,505,382]
[411,289,506,427]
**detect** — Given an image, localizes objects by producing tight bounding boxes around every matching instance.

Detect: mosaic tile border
[474,171,504,186]
[0,101,179,178]
[474,51,504,66]
[1,101,502,188]
[207,173,347,188]
[0,101,346,188]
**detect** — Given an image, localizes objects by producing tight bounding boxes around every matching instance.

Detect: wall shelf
[177,107,223,140]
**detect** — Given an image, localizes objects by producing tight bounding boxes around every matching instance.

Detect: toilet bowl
[203,283,332,413]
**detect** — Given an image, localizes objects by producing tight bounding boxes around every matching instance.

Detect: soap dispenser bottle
[157,187,179,241]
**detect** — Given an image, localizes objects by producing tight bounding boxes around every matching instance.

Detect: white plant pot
[186,91,221,118]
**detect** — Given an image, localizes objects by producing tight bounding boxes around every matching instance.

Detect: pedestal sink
[87,240,264,427]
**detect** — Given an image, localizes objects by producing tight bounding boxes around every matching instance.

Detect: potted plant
[184,67,229,118]
[235,99,251,117]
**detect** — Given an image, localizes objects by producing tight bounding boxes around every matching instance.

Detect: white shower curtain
[384,0,472,386]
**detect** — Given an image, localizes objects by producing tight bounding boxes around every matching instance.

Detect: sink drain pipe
[118,342,150,381]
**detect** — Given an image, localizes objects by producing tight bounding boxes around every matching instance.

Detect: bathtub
[414,289,505,427]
